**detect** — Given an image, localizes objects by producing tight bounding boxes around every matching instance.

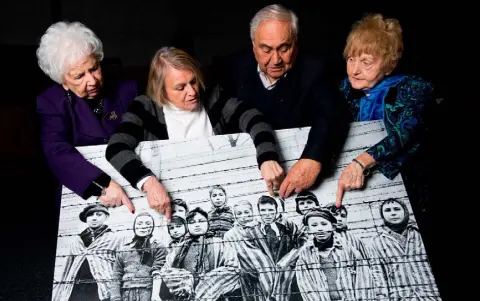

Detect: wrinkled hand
[279,159,321,198]
[336,161,364,207]
[99,180,135,213]
[260,160,285,196]
[143,177,172,221]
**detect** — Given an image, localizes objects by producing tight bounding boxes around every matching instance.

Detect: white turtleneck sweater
[136,101,214,190]
[162,101,215,140]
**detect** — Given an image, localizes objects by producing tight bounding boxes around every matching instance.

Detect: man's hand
[279,159,321,198]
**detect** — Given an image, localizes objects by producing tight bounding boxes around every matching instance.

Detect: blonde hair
[343,13,403,70]
[146,47,205,105]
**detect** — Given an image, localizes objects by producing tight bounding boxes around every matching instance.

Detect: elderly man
[217,4,345,198]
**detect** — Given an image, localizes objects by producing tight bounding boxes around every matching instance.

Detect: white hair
[249,4,299,42]
[36,21,104,84]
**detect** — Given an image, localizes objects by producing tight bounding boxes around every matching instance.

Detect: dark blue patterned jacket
[339,75,435,180]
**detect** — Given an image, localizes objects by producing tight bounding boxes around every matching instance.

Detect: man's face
[259,203,277,225]
[253,20,296,83]
[86,211,107,229]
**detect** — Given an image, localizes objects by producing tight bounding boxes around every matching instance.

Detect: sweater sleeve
[37,94,111,199]
[210,85,280,168]
[106,96,159,189]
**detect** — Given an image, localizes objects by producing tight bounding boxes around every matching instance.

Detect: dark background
[0,0,461,300]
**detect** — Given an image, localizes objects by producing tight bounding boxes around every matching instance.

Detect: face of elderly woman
[62,53,104,99]
[382,201,406,225]
[347,53,391,90]
[164,67,199,111]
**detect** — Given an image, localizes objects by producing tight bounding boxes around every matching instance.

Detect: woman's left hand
[336,153,375,207]
[260,160,285,196]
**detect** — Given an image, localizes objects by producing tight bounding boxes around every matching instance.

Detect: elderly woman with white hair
[36,21,138,212]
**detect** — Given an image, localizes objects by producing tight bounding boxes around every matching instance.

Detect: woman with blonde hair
[336,14,436,208]
[106,47,284,222]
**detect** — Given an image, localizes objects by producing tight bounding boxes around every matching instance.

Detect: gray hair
[36,21,104,84]
[249,4,299,42]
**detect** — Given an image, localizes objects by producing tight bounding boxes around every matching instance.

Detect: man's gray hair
[249,4,299,42]
[36,21,104,84]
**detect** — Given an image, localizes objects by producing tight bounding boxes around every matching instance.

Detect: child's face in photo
[168,222,186,239]
[307,216,334,242]
[210,189,226,207]
[297,199,317,215]
[187,213,209,236]
[173,204,187,218]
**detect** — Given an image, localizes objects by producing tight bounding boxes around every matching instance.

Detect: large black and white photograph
[51,121,441,301]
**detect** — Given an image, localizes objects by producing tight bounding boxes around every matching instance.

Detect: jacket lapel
[71,93,108,138]
[101,95,123,135]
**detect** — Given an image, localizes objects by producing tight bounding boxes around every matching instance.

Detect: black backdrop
[0,1,461,300]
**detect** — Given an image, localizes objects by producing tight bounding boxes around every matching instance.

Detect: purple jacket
[37,80,138,199]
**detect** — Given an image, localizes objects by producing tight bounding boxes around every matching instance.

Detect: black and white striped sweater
[105,85,280,188]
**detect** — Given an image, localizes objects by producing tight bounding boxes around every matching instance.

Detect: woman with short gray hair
[36,21,138,212]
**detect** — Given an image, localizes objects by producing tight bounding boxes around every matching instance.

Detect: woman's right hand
[99,180,135,213]
[142,177,172,221]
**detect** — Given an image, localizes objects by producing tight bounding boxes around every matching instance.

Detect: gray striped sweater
[106,85,280,188]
